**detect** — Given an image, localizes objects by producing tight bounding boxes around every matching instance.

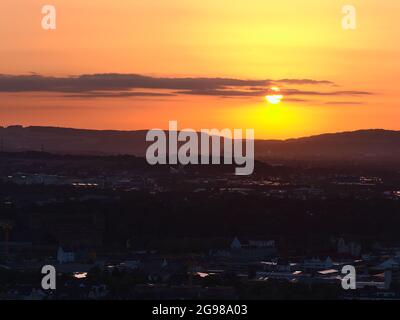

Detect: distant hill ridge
[1,125,400,161]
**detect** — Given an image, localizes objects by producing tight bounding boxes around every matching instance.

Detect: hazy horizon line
[1,124,398,142]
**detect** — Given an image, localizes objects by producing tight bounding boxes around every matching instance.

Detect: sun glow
[228,101,312,139]
[265,87,283,104]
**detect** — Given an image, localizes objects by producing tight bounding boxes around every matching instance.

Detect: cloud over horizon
[0,73,371,103]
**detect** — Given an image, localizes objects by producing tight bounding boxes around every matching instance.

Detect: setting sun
[265,87,284,104]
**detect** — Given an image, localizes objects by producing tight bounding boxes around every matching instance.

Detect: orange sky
[0,0,399,139]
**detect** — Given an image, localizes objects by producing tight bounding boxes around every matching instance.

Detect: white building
[57,246,75,264]
[337,238,362,257]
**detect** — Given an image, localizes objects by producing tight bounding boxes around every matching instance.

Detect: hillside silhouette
[1,125,400,163]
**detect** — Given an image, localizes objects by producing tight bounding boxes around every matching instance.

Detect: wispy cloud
[0,73,371,101]
[282,89,372,96]
[63,91,175,98]
[324,101,364,105]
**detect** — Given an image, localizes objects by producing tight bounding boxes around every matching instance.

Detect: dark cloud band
[0,73,370,99]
